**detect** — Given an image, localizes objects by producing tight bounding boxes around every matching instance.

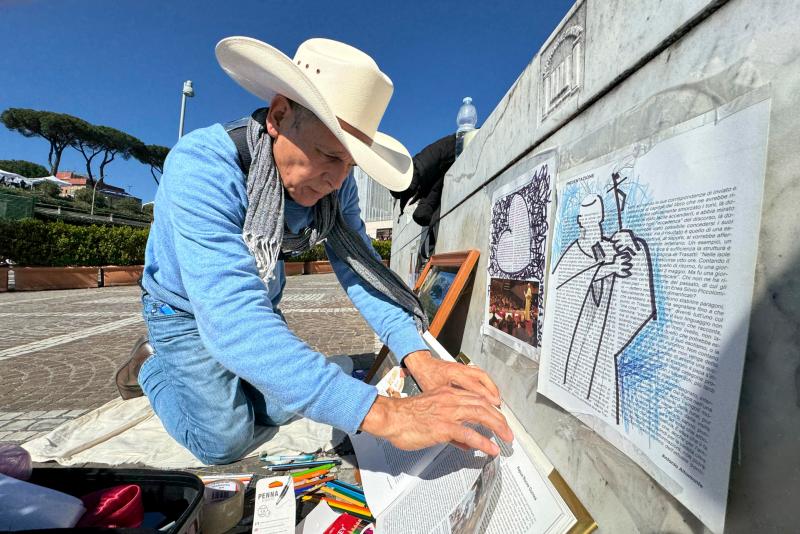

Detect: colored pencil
[321,498,373,519]
[325,482,366,503]
[290,463,337,478]
[295,482,325,497]
[293,475,335,490]
[267,459,342,471]
[319,486,365,507]
[302,495,373,520]
[293,468,332,483]
[328,479,365,495]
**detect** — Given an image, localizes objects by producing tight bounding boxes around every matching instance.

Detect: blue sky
[0,0,574,202]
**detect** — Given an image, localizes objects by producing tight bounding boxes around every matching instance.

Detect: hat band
[338,118,374,147]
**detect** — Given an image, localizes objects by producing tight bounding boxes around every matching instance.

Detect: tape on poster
[202,479,245,534]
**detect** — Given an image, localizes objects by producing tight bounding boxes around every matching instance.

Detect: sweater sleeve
[160,128,377,434]
[326,175,428,361]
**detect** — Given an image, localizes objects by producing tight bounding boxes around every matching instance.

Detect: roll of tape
[202,479,245,534]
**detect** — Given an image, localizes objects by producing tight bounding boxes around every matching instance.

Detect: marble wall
[391,0,800,531]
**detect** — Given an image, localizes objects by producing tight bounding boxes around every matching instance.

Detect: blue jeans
[139,292,294,465]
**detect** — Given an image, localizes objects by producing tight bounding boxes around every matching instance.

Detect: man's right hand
[359,386,514,456]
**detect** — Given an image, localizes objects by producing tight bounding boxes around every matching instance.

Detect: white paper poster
[539,98,770,533]
[483,153,556,360]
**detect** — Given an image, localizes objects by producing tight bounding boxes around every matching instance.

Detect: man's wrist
[402,349,432,373]
[360,394,392,437]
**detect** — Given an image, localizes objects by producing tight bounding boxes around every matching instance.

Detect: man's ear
[266,95,292,139]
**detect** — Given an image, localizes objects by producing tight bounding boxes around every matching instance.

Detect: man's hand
[610,229,640,257]
[403,350,501,406]
[360,388,514,456]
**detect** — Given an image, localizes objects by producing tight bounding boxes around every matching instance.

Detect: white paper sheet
[539,98,770,533]
[483,153,556,360]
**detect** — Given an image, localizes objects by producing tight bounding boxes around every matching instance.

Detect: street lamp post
[178,80,195,140]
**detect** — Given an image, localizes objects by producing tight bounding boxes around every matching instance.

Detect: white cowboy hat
[215,36,412,191]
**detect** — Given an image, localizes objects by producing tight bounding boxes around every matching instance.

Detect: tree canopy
[94,125,146,181]
[0,159,49,178]
[69,118,105,180]
[3,107,169,193]
[0,109,86,174]
[132,144,169,185]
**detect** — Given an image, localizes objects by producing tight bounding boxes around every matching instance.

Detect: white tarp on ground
[23,355,354,469]
[23,397,343,469]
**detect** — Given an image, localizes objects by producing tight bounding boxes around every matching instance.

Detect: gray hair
[288,99,322,131]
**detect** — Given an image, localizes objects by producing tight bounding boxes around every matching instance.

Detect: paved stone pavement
[0,273,378,444]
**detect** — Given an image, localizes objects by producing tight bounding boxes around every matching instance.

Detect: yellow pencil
[320,497,373,517]
[319,486,365,507]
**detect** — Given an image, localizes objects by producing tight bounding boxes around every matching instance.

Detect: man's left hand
[403,350,501,407]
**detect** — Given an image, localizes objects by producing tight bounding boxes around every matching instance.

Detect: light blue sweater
[142,123,426,434]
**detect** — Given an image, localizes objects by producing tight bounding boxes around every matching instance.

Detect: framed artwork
[365,249,480,383]
[484,151,556,361]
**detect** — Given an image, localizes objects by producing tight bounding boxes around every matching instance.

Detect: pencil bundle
[262,454,373,521]
[301,480,372,521]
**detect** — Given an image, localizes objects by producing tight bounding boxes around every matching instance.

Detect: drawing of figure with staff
[551,160,656,423]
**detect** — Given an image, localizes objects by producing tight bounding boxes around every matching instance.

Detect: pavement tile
[0,275,377,420]
[6,430,37,442]
[41,409,68,418]
[2,419,33,431]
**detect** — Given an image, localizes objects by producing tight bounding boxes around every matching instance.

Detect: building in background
[56,171,141,207]
[352,166,393,239]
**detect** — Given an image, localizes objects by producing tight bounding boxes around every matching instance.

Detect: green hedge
[0,219,148,266]
[285,239,391,262]
[0,218,389,268]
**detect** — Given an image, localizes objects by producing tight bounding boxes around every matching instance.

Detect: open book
[352,334,595,534]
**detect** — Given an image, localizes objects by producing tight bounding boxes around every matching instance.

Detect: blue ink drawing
[551,158,670,430]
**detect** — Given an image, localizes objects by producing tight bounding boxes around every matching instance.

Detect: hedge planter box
[13,266,99,291]
[0,267,7,293]
[284,262,305,276]
[102,265,144,287]
[304,261,334,274]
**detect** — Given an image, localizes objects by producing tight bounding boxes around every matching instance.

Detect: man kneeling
[116,36,512,464]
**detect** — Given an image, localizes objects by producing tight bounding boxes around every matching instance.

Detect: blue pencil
[328,480,365,497]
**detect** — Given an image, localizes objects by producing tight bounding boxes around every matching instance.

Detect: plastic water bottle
[455,97,477,158]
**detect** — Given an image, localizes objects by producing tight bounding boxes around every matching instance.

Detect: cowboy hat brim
[215,37,413,192]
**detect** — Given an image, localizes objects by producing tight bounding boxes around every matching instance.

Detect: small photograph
[487,279,539,347]
[417,266,458,323]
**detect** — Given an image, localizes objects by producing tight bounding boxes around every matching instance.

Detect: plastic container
[23,468,204,533]
[455,97,478,158]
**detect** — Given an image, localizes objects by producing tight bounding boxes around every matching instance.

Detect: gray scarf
[241,114,428,333]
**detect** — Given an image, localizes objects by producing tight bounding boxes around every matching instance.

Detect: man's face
[267,97,357,207]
